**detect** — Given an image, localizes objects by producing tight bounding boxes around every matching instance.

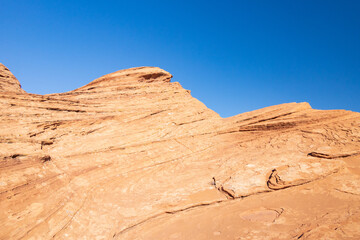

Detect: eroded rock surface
[1,63,360,239]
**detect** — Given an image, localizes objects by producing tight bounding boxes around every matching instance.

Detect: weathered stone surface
[0,63,25,93]
[1,64,360,239]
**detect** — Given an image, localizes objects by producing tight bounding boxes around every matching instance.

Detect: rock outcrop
[0,63,25,93]
[1,64,360,239]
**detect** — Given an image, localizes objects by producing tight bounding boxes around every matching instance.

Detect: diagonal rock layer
[1,64,360,239]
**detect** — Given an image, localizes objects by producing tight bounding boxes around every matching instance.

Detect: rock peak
[75,66,173,92]
[0,63,25,93]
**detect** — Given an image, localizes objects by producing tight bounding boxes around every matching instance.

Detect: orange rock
[1,64,360,239]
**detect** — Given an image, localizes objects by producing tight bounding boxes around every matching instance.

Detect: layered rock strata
[1,63,360,239]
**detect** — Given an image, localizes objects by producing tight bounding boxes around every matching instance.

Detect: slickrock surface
[1,63,360,239]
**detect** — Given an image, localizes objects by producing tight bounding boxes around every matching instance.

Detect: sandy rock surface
[1,63,360,239]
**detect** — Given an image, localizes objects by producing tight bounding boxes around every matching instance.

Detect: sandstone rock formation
[1,63,360,239]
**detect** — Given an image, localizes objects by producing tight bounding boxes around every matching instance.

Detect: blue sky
[1,0,359,117]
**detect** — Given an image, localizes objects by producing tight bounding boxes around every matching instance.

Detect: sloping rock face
[0,64,25,93]
[1,63,360,240]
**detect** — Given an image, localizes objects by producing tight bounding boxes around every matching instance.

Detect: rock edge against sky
[1,63,360,239]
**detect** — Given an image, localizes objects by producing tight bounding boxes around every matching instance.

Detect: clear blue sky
[1,0,359,117]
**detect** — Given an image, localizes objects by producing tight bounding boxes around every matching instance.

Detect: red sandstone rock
[1,63,360,239]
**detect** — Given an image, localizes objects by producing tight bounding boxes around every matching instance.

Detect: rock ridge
[0,64,360,240]
[74,66,173,92]
[0,63,25,93]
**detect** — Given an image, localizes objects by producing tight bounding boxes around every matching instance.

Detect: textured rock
[0,63,25,93]
[1,64,360,239]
